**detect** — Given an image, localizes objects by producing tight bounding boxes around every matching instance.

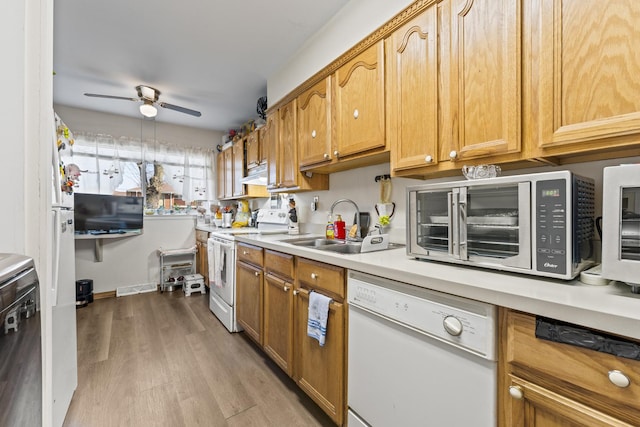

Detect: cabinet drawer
[505,310,640,422]
[265,250,294,280]
[296,258,344,300]
[196,230,209,242]
[237,243,263,267]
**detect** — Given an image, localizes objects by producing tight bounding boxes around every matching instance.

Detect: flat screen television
[74,193,144,234]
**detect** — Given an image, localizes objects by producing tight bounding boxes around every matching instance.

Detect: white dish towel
[307,291,332,346]
[213,244,223,288]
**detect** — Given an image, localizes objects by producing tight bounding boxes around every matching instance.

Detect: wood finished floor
[64,290,334,427]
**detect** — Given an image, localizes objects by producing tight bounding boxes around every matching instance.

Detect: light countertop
[233,233,640,341]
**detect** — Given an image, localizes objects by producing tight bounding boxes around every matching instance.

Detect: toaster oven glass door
[415,182,531,269]
[621,187,640,261]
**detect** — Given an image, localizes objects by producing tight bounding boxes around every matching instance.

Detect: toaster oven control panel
[536,179,567,275]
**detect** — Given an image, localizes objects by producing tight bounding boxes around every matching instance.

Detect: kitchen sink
[280,237,341,247]
[281,236,404,255]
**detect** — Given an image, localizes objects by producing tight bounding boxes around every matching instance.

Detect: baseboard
[116,282,158,297]
[94,291,116,300]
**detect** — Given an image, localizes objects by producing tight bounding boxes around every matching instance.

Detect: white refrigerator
[50,112,78,427]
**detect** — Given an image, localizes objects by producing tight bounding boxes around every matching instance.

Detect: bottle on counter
[334,214,346,240]
[325,213,335,239]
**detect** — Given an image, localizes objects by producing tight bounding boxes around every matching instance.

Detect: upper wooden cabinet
[245,131,261,170]
[216,150,226,200]
[525,0,640,158]
[298,77,332,169]
[232,139,245,198]
[267,104,329,193]
[390,0,522,177]
[387,5,439,172]
[333,40,386,160]
[444,0,521,162]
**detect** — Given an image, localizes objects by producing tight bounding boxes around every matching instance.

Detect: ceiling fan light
[140,102,157,118]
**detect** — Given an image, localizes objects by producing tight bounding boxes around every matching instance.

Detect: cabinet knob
[608,370,631,388]
[509,385,523,400]
[333,150,339,157]
[425,155,433,163]
[353,109,359,119]
[324,153,330,160]
[243,251,248,255]
[283,285,290,292]
[311,130,317,138]
[254,271,260,277]
[293,290,299,296]
[449,150,458,160]
[311,273,318,280]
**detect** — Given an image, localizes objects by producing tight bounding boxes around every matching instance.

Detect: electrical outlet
[311,196,319,212]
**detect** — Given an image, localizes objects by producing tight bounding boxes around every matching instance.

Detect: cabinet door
[264,113,278,189]
[258,126,268,165]
[195,241,209,286]
[216,151,226,200]
[298,77,332,168]
[445,0,521,161]
[387,6,439,172]
[246,131,260,169]
[278,99,298,189]
[333,40,385,159]
[232,139,245,197]
[528,0,640,154]
[236,261,262,345]
[223,148,233,198]
[263,273,294,376]
[294,287,345,426]
[504,376,631,427]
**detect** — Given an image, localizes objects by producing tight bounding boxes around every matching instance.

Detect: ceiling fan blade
[159,101,202,117]
[84,93,139,101]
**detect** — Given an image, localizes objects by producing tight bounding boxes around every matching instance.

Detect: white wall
[53,104,224,150]
[75,216,196,294]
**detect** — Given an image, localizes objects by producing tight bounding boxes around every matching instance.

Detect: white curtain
[71,132,214,206]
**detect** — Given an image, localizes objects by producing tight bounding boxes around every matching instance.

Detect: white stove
[207,209,289,332]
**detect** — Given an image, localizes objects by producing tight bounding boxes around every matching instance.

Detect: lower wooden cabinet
[236,261,263,345]
[195,230,209,286]
[263,272,294,375]
[500,308,640,426]
[235,248,347,425]
[293,287,345,426]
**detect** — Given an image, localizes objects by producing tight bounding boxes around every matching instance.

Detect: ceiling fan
[84,85,202,118]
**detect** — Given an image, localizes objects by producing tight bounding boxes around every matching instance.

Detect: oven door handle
[449,191,459,257]
[458,187,468,260]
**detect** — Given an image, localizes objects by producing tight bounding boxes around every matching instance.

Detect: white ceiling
[53,0,348,132]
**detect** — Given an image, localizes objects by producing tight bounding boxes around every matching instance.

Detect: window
[69,133,214,214]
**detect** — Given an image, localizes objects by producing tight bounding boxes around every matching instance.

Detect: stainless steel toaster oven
[407,171,595,279]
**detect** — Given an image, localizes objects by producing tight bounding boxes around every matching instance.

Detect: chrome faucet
[330,199,361,240]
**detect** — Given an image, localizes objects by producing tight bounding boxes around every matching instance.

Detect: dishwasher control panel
[348,272,497,360]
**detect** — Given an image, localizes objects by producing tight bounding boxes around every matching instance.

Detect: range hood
[241,164,268,186]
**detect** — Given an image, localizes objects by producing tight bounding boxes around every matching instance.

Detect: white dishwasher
[347,271,497,427]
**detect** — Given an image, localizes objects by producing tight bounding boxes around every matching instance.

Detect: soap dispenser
[325,213,335,239]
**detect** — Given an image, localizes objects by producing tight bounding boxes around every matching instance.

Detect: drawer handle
[311,273,318,280]
[608,370,631,388]
[254,271,260,277]
[508,385,523,400]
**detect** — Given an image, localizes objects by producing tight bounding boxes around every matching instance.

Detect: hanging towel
[307,291,332,346]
